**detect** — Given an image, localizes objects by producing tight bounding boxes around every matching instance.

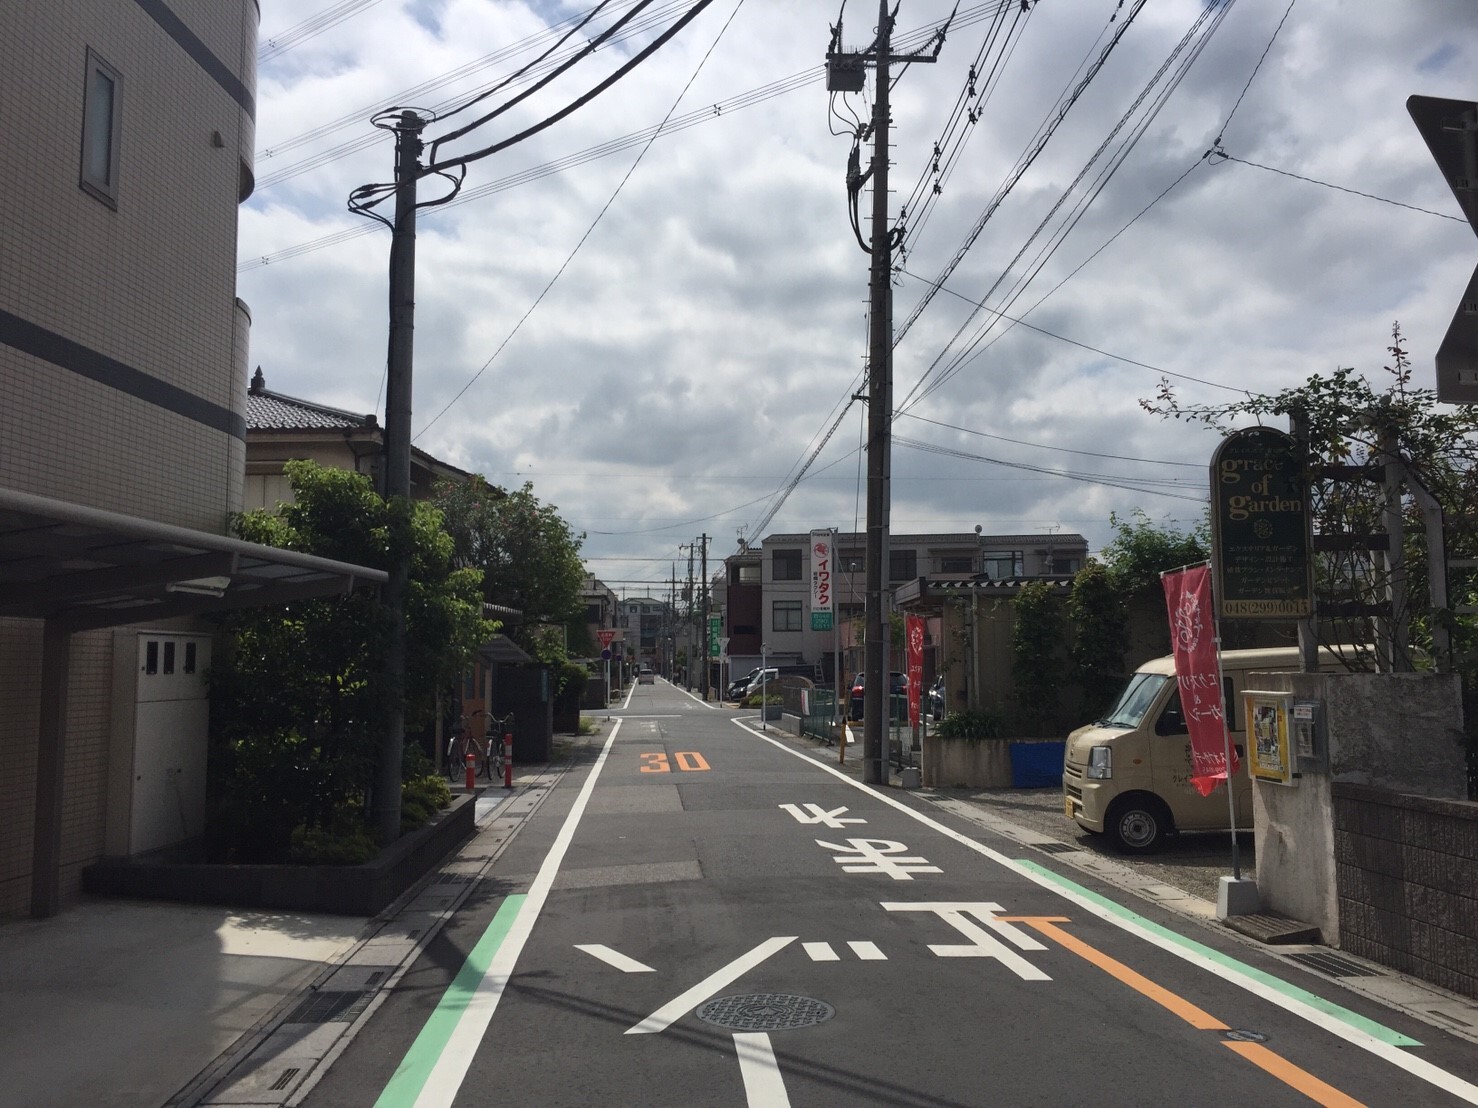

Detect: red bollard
[503,730,514,789]
[465,750,475,791]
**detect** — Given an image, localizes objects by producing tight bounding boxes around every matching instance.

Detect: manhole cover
[696,993,835,1032]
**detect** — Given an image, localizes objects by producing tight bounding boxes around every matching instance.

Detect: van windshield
[1097,672,1172,729]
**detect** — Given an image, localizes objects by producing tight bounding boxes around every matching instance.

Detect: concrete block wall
[1333,783,1478,1001]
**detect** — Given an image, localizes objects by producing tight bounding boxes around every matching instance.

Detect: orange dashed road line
[1010,917,1366,1107]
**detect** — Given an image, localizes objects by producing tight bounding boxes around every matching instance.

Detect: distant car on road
[638,664,654,685]
[848,670,907,721]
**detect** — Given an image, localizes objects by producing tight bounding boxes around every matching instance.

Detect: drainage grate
[1285,951,1379,978]
[284,990,370,1025]
[269,1067,301,1092]
[696,994,835,1032]
[1033,842,1080,855]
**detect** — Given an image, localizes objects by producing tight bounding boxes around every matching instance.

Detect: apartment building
[721,530,1088,683]
[0,3,384,919]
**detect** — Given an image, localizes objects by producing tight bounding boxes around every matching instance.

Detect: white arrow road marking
[574,944,655,973]
[625,936,797,1035]
[734,1032,791,1107]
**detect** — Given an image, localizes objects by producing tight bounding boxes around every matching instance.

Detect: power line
[413,0,733,438]
[1208,149,1467,223]
[259,0,385,65]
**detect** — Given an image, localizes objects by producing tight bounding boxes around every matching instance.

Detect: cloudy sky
[241,0,1475,596]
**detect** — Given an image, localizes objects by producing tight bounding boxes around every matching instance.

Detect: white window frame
[80,48,122,207]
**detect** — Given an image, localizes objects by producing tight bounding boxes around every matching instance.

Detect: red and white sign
[596,629,618,649]
[905,614,925,728]
[809,530,834,622]
[1161,564,1235,796]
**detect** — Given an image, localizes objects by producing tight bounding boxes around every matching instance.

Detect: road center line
[734,1032,792,1107]
[375,721,623,1108]
[736,718,1478,1105]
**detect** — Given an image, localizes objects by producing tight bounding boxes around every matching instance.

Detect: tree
[209,461,493,861]
[1068,560,1127,719]
[435,477,587,649]
[1012,580,1065,736]
[1096,510,1209,599]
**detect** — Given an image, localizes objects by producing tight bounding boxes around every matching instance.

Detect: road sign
[596,629,617,649]
[1408,95,1478,403]
[600,648,611,660]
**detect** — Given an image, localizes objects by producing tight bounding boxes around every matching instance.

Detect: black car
[847,670,907,721]
[928,676,945,720]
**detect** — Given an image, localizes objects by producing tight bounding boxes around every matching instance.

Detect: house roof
[246,368,376,432]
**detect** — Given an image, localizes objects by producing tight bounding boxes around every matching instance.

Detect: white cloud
[241,0,1478,590]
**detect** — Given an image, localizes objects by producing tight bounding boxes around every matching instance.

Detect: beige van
[1062,646,1353,853]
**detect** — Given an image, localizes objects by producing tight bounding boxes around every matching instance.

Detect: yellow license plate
[1064,796,1074,819]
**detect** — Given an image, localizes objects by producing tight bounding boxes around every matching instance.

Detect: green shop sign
[1210,426,1313,619]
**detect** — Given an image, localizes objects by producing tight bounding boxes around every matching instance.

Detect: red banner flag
[1161,565,1236,796]
[905,614,925,728]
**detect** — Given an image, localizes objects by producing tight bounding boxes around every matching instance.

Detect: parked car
[728,667,763,699]
[847,670,907,721]
[742,668,780,698]
[927,676,944,720]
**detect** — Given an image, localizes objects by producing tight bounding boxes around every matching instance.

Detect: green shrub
[401,773,451,832]
[936,709,1006,740]
[742,692,783,708]
[288,821,378,865]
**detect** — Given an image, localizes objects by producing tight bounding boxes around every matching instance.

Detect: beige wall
[0,0,259,918]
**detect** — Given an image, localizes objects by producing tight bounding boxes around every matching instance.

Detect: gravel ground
[928,785,1256,904]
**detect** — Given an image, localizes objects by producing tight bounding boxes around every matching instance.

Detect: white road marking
[626,936,797,1035]
[411,722,623,1108]
[882,902,1050,980]
[735,718,1478,1105]
[574,944,655,973]
[815,837,941,879]
[779,802,867,828]
[848,941,886,961]
[802,942,839,961]
[734,1032,791,1107]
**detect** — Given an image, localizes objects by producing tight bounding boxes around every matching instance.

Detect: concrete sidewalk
[0,899,365,1108]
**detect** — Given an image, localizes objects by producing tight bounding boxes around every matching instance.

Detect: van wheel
[1106,795,1171,854]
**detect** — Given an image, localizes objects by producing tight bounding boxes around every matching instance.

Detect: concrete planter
[82,793,475,916]
[761,703,783,721]
[922,736,1066,789]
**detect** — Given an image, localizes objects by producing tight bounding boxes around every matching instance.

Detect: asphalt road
[299,679,1478,1107]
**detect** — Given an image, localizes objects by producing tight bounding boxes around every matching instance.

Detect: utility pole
[700,533,710,701]
[829,1,941,785]
[372,110,424,844]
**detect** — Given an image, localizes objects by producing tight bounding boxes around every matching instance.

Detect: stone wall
[1333,783,1478,1001]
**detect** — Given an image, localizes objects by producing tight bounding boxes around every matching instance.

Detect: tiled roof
[245,367,374,432]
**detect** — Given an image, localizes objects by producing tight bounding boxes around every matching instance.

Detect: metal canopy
[0,486,387,631]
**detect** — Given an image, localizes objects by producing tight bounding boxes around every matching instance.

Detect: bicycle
[445,711,492,782]
[485,713,514,783]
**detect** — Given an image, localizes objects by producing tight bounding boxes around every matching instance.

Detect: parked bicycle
[445,711,487,782]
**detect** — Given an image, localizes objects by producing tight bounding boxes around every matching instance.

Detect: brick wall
[1333,782,1478,1000]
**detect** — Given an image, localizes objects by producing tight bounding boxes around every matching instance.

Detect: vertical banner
[1161,565,1235,796]
[810,531,834,631]
[905,614,924,728]
[708,616,721,659]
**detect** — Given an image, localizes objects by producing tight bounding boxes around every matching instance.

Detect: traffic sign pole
[1408,95,1478,403]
